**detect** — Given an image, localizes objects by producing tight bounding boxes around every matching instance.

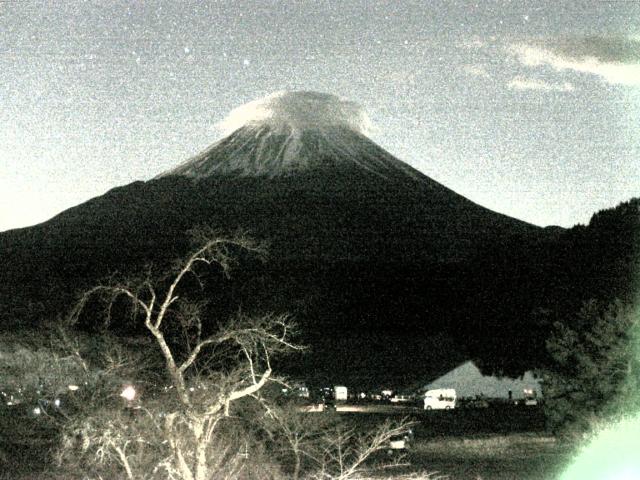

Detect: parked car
[390,394,412,404]
[460,397,489,409]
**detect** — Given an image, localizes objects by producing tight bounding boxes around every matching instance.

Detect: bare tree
[310,418,415,480]
[254,397,416,480]
[65,231,302,480]
[254,400,337,480]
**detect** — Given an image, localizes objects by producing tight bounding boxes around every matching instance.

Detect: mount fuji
[149,91,538,263]
[6,91,624,386]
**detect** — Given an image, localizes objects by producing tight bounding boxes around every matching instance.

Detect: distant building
[423,361,541,399]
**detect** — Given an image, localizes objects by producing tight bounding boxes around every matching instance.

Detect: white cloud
[463,65,491,78]
[507,76,574,92]
[510,43,640,86]
[217,91,373,135]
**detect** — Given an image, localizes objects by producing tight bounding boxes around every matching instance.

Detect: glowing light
[559,414,640,480]
[67,384,79,391]
[120,385,136,402]
[33,406,41,415]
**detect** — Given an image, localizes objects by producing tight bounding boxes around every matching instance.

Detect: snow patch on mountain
[217,91,373,136]
[159,91,424,180]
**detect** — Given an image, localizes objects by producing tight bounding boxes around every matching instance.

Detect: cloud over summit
[217,91,373,136]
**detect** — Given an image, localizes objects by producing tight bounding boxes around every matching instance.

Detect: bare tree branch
[62,231,301,480]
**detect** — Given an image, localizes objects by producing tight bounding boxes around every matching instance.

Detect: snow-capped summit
[158,91,422,180]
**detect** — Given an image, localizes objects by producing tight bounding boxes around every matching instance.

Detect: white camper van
[423,388,456,410]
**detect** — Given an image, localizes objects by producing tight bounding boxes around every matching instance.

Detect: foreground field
[408,433,573,480]
[2,404,576,479]
[339,405,574,480]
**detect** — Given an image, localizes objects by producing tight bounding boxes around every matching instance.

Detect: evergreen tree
[542,299,640,435]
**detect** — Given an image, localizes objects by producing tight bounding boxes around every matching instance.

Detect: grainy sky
[1,0,639,232]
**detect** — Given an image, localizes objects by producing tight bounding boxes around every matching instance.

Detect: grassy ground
[338,405,575,480]
[339,403,547,437]
[0,407,60,478]
[408,433,574,480]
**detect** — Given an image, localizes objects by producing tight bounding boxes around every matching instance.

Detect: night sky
[1,1,639,232]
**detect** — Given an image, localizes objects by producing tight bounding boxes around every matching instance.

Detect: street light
[120,385,136,402]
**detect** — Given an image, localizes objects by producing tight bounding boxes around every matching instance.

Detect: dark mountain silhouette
[1,92,636,387]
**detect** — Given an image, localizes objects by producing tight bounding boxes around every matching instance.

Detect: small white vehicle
[390,394,411,403]
[334,386,348,401]
[423,388,456,410]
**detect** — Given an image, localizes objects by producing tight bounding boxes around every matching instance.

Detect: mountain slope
[160,125,426,181]
[0,91,592,385]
